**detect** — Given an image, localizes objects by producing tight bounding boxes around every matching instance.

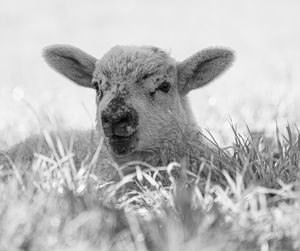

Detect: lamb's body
[5,130,117,181]
[3,45,234,182]
[6,125,211,182]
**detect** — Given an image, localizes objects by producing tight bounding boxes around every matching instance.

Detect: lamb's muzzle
[101,96,139,156]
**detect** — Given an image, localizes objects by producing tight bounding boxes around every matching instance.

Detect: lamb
[4,45,234,182]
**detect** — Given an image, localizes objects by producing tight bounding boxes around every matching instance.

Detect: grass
[1,1,299,249]
[0,124,300,251]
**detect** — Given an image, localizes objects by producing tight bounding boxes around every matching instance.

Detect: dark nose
[101,103,138,137]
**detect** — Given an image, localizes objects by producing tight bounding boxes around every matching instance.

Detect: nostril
[101,113,110,125]
[101,113,114,137]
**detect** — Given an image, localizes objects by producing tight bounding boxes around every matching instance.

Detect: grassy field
[1,125,300,250]
[1,0,300,250]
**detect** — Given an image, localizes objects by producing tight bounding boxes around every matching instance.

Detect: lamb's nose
[112,113,132,136]
[101,107,138,137]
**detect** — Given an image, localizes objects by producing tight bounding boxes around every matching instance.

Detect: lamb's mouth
[108,132,138,156]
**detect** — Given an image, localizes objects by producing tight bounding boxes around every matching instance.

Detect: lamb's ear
[43,44,97,88]
[177,48,234,95]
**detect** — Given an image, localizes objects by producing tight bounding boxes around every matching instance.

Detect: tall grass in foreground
[0,125,300,251]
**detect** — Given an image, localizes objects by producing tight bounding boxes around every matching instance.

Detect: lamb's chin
[108,134,138,157]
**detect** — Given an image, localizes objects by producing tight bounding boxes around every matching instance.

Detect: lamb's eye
[142,73,150,80]
[92,80,103,100]
[92,80,100,92]
[157,81,171,93]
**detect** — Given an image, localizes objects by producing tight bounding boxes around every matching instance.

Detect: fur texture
[5,45,234,182]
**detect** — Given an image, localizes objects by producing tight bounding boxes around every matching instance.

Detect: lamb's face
[93,46,188,159]
[43,44,234,164]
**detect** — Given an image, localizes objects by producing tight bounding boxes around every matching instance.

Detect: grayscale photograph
[0,0,299,250]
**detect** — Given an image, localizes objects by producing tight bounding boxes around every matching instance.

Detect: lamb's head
[43,45,234,164]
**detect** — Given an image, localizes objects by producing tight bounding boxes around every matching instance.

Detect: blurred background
[1,0,300,148]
